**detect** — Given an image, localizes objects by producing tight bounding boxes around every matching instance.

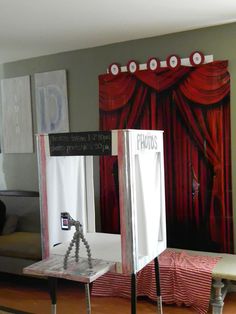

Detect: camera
[61,212,72,230]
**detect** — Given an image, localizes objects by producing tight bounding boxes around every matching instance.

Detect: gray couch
[0,192,42,274]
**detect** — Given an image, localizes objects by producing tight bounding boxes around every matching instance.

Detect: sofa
[0,191,42,274]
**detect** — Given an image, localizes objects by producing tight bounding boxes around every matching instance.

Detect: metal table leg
[48,277,57,314]
[85,283,91,314]
[131,273,137,314]
[154,257,163,314]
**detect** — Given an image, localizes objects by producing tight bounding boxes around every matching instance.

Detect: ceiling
[0,0,236,65]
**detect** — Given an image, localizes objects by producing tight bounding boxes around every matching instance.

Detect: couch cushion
[2,215,18,235]
[17,212,40,233]
[0,232,42,260]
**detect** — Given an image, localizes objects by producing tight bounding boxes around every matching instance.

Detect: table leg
[211,279,224,314]
[48,277,57,314]
[85,283,91,314]
[131,273,137,314]
[154,257,163,314]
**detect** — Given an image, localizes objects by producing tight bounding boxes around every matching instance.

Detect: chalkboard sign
[49,131,112,156]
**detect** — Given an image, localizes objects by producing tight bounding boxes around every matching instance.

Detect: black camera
[61,212,72,230]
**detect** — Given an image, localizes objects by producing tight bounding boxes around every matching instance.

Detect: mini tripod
[61,212,92,270]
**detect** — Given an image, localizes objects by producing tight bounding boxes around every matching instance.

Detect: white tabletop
[171,248,236,280]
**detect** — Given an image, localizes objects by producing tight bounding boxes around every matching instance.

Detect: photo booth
[37,129,166,275]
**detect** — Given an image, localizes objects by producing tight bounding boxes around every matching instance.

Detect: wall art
[35,70,69,133]
[1,76,33,153]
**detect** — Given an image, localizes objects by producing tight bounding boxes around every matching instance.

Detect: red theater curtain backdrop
[99,61,233,253]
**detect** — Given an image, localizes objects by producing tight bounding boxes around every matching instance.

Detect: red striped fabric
[91,249,221,314]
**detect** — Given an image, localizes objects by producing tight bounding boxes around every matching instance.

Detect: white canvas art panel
[1,76,33,153]
[35,70,69,133]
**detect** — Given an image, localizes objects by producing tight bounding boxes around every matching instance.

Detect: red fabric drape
[99,61,233,253]
[99,84,148,233]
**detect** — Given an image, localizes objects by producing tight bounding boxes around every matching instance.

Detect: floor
[0,273,236,314]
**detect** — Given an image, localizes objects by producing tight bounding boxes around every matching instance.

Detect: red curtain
[99,61,233,253]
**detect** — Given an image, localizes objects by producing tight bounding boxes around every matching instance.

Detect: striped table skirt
[92,249,221,314]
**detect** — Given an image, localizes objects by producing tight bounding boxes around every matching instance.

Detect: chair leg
[85,283,91,314]
[48,277,57,314]
[131,273,137,314]
[154,257,163,314]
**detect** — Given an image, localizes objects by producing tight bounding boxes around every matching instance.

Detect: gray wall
[0,22,236,247]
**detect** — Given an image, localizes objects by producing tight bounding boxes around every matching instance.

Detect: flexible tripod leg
[75,233,80,262]
[63,233,77,269]
[80,234,92,268]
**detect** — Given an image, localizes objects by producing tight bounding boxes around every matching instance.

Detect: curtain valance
[99,61,229,111]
